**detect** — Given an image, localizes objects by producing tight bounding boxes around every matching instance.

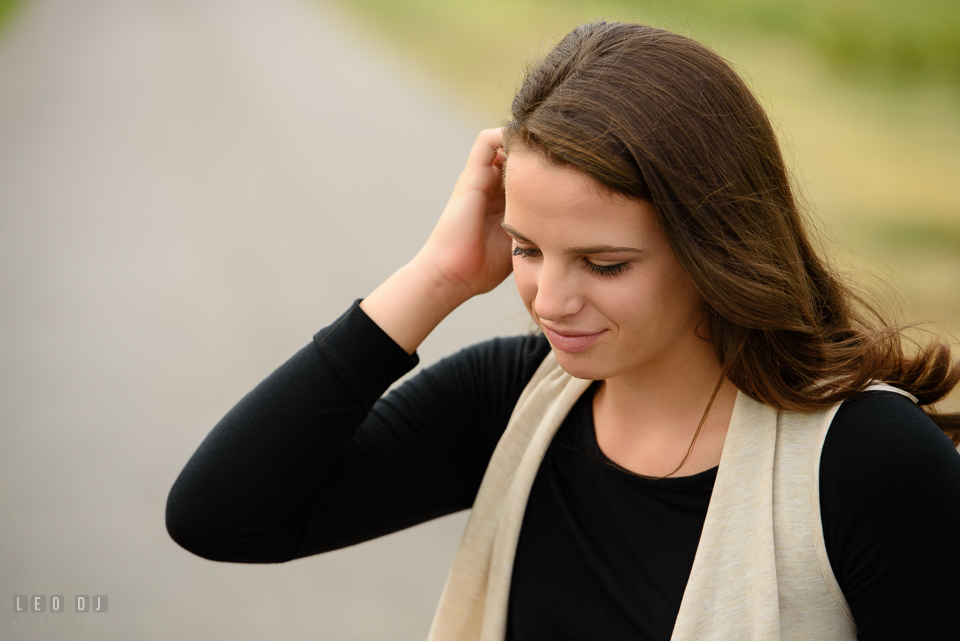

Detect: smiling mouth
[540,326,607,353]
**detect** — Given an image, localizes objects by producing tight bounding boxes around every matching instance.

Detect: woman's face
[503,151,710,383]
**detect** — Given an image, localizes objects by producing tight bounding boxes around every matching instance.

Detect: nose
[532,259,584,322]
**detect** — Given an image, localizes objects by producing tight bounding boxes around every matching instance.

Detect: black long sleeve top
[166,302,960,640]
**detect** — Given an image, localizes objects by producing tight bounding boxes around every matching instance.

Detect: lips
[540,325,606,353]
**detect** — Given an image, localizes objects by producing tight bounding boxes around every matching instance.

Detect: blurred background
[1,0,957,639]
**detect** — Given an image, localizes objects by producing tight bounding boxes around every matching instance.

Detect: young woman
[167,21,960,640]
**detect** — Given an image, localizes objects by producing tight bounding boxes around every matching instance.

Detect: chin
[550,347,609,381]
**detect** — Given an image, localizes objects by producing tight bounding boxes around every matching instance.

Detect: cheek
[512,258,538,311]
[652,269,705,330]
[594,270,684,327]
[592,281,644,322]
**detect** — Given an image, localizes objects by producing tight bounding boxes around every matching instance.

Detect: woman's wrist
[359,256,472,355]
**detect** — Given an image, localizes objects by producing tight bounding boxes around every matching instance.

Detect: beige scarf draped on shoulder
[427,350,918,641]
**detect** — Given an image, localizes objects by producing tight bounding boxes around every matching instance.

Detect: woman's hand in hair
[359,129,512,355]
[415,127,512,299]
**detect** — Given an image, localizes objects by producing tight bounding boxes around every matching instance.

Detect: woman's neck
[591,350,738,478]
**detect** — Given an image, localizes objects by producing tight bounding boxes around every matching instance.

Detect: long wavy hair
[504,21,960,439]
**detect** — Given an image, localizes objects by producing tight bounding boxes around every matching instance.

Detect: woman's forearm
[360,256,471,356]
[164,304,418,562]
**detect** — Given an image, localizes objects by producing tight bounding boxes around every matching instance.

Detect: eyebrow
[501,223,644,255]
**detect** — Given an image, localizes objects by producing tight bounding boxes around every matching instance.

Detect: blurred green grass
[327,0,960,93]
[654,0,960,82]
[0,0,23,33]
[323,0,960,408]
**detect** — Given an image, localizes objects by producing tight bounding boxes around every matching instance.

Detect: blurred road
[0,0,525,638]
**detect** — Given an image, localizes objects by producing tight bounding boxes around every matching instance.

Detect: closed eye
[511,246,540,258]
[586,261,631,277]
[512,245,632,277]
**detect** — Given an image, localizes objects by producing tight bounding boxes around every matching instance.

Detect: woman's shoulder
[819,388,960,550]
[416,331,552,401]
[819,388,960,547]
[819,393,960,637]
[824,390,959,476]
[373,332,552,463]
[460,331,552,374]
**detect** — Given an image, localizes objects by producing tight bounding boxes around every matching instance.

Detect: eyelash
[511,246,632,277]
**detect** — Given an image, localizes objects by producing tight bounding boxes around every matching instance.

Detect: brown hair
[505,21,960,439]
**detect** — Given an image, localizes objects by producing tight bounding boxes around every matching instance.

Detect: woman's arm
[821,392,960,640]
[166,129,531,562]
[165,302,549,562]
[164,302,416,562]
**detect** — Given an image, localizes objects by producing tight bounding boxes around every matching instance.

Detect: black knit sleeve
[820,391,960,640]
[165,301,549,563]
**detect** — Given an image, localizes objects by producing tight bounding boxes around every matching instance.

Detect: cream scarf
[427,351,919,641]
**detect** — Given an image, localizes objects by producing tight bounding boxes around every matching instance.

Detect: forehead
[503,151,661,243]
[505,150,609,203]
